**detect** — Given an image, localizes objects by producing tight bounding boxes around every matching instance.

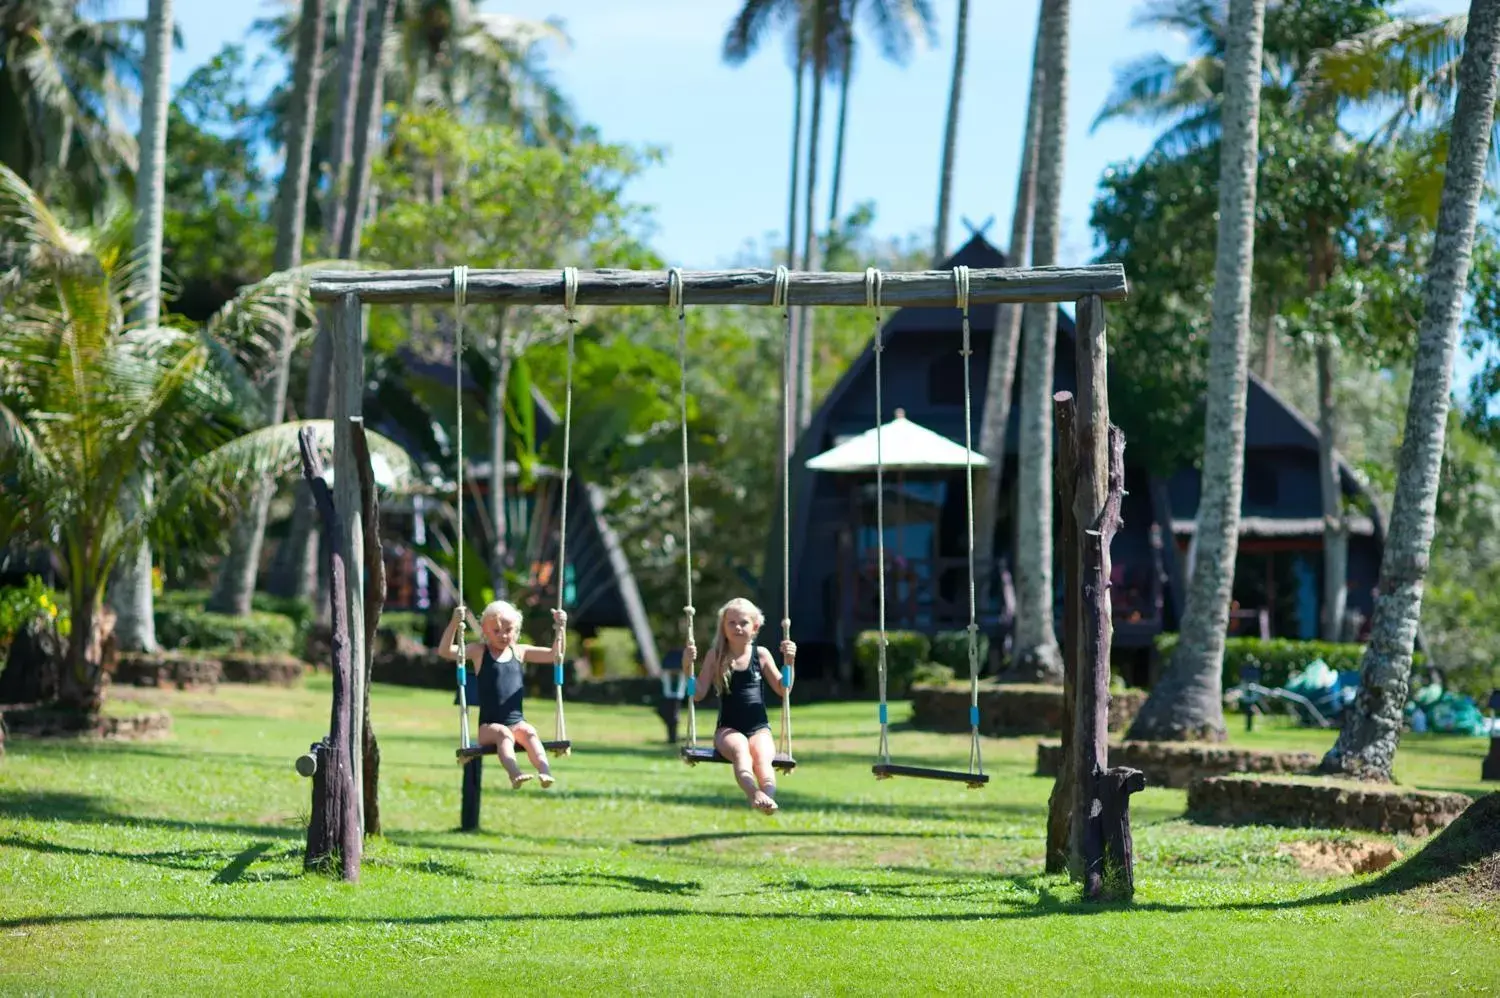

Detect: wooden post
[1070,295,1141,901]
[461,755,483,832]
[352,418,384,836]
[332,292,367,835]
[1046,391,1078,875]
[296,427,359,880]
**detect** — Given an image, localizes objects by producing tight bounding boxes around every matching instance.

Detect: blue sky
[113,0,1471,268]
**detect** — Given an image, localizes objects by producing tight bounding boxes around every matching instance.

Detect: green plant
[909,662,956,686]
[929,630,990,676]
[1152,634,1427,690]
[154,606,298,656]
[855,630,931,696]
[0,576,68,645]
[378,612,427,640]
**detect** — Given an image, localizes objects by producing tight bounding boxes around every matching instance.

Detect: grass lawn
[1,676,1497,995]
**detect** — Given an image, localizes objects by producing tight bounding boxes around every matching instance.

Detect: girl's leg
[715,728,775,813]
[478,723,532,788]
[512,721,554,787]
[747,728,779,808]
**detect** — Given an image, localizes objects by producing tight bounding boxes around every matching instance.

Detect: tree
[976,5,1044,611]
[1008,0,1069,683]
[1128,0,1268,741]
[110,0,173,656]
[931,0,968,263]
[1320,0,1500,781]
[363,110,651,600]
[0,166,411,717]
[0,0,140,212]
[207,0,328,617]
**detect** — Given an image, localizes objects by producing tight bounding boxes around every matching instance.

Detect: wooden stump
[1099,767,1147,899]
[461,756,483,832]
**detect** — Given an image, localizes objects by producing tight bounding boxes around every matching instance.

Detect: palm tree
[1009,0,1069,683]
[1128,0,1268,741]
[110,0,172,655]
[208,0,328,617]
[931,0,968,263]
[0,0,140,211]
[1320,0,1500,781]
[0,166,411,716]
[976,4,1045,613]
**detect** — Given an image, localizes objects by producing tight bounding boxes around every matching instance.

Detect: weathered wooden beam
[352,418,384,837]
[331,293,367,836]
[308,264,1129,306]
[1046,391,1079,876]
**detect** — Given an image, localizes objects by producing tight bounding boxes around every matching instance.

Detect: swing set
[308,261,1128,800]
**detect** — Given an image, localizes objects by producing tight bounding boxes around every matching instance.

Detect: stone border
[1,705,172,742]
[116,652,306,689]
[1036,740,1321,789]
[910,683,1146,737]
[1187,774,1472,836]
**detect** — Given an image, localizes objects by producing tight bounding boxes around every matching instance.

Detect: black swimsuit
[476,645,525,727]
[716,646,771,737]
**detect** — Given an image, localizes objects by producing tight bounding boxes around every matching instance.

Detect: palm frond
[723,0,795,65]
[1304,15,1466,120]
[1093,53,1220,132]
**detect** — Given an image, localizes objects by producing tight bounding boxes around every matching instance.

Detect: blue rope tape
[554,664,564,686]
[879,703,889,725]
[686,676,696,697]
[969,705,980,728]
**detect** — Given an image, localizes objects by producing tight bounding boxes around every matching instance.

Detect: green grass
[2,678,1497,995]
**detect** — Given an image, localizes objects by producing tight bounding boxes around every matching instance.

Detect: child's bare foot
[750,790,779,814]
[537,773,555,789]
[510,773,534,790]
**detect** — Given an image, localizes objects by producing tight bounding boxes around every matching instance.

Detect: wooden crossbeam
[308,265,1128,306]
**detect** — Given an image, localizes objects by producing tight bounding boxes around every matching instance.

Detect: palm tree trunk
[339,0,395,260]
[798,7,828,433]
[977,7,1045,611]
[1316,338,1348,641]
[112,0,173,654]
[269,0,375,602]
[488,313,512,596]
[828,37,854,227]
[1008,0,1069,683]
[1320,0,1500,781]
[58,582,106,716]
[209,0,327,616]
[1127,0,1267,741]
[932,0,969,264]
[786,38,806,431]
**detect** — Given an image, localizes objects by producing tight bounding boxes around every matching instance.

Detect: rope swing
[679,264,796,772]
[869,266,988,789]
[452,265,471,752]
[551,266,578,755]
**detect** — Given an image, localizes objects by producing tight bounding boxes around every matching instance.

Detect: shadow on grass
[0,833,297,883]
[525,871,703,895]
[633,829,1019,848]
[0,790,304,841]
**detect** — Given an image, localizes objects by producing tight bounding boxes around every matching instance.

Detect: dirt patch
[1277,839,1402,876]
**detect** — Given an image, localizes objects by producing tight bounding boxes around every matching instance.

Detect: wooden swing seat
[457,740,572,765]
[681,745,797,772]
[872,762,988,788]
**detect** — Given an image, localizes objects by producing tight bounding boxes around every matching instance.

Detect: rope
[671,268,699,751]
[867,267,890,767]
[452,266,471,749]
[553,266,578,749]
[774,265,793,760]
[955,266,983,778]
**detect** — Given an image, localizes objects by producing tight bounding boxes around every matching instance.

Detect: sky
[112,0,1483,384]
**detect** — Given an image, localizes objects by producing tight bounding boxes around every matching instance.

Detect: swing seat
[681,745,797,772]
[457,740,572,765]
[872,762,988,789]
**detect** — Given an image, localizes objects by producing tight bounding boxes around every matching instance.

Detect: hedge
[1152,634,1424,690]
[930,630,990,676]
[854,631,930,696]
[154,605,298,656]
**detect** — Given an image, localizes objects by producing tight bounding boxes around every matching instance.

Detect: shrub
[0,577,67,647]
[154,605,298,656]
[854,630,931,696]
[379,611,427,640]
[1152,634,1425,690]
[909,662,956,686]
[930,629,990,677]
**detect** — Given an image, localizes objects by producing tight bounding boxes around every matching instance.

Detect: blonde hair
[711,597,763,692]
[479,600,522,628]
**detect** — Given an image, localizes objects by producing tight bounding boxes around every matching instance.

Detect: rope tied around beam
[866,267,890,768]
[552,266,578,747]
[671,267,700,751]
[773,264,794,759]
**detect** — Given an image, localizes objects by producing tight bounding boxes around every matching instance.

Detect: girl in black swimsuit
[438,600,565,789]
[688,597,796,813]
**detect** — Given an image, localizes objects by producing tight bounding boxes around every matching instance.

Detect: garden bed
[1186,774,1473,836]
[1,704,172,741]
[116,651,305,688]
[910,682,1146,736]
[1035,739,1321,789]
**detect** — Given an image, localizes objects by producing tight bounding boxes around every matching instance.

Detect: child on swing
[686,597,795,814]
[438,600,565,790]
